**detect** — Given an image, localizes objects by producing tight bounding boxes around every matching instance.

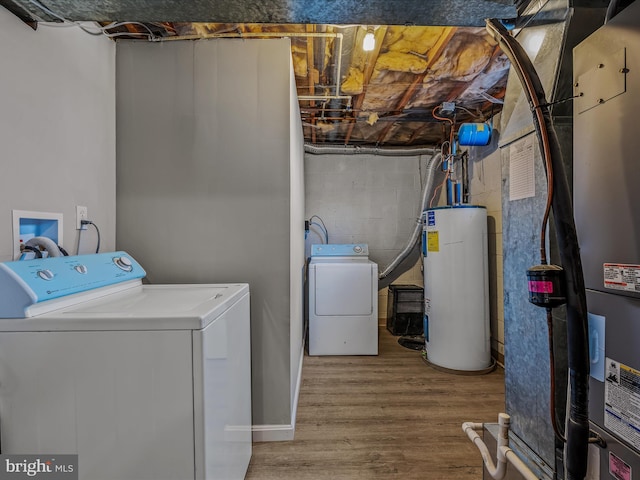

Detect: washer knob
[74,265,88,274]
[353,245,363,253]
[37,269,54,281]
[114,256,133,271]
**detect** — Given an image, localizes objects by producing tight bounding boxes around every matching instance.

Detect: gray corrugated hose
[379,152,442,280]
[25,236,62,258]
[486,18,590,480]
[305,144,438,157]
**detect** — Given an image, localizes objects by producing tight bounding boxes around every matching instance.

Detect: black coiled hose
[485,19,590,480]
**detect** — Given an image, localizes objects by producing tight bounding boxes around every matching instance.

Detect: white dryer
[308,244,378,355]
[0,252,251,480]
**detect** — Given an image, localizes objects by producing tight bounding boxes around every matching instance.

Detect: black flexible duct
[486,19,590,480]
[605,0,635,23]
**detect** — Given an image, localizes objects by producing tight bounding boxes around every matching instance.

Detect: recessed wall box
[12,210,63,260]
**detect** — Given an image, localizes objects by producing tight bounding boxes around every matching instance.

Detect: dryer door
[313,263,374,316]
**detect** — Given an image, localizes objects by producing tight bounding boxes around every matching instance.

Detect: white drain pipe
[462,413,539,480]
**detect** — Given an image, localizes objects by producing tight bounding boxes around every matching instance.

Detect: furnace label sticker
[603,263,640,293]
[604,358,640,451]
[427,231,439,252]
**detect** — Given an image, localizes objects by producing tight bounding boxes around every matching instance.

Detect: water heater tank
[422,206,490,371]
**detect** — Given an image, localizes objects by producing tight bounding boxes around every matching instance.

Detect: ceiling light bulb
[363,31,375,52]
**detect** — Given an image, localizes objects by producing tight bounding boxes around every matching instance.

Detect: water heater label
[603,263,640,293]
[424,297,431,315]
[604,358,640,452]
[427,211,435,226]
[427,231,439,252]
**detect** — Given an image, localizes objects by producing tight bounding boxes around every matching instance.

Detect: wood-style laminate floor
[246,327,505,479]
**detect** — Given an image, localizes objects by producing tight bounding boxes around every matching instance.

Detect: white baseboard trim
[291,340,305,430]
[252,423,295,442]
[252,342,305,443]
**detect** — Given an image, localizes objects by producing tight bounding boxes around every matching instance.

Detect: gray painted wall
[288,66,305,412]
[0,8,116,262]
[115,38,304,430]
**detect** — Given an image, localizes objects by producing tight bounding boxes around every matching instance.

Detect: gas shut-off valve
[526,264,566,308]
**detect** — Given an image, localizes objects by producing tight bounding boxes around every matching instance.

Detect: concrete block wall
[466,127,505,364]
[378,260,423,325]
[305,153,428,262]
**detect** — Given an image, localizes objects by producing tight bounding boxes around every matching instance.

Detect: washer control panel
[0,251,146,317]
[113,256,133,271]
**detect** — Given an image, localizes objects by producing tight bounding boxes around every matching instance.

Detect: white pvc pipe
[462,414,507,479]
[462,413,539,480]
[502,447,540,480]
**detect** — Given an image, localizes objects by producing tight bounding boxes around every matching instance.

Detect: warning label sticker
[604,358,640,451]
[604,264,640,293]
[610,451,632,480]
[427,231,439,252]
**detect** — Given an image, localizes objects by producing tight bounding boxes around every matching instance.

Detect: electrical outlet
[76,206,88,230]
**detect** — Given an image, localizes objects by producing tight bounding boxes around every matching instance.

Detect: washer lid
[0,283,249,332]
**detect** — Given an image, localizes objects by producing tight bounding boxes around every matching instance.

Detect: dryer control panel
[311,244,369,257]
[0,252,146,318]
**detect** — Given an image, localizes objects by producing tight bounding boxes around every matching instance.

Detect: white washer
[0,252,252,480]
[308,244,378,355]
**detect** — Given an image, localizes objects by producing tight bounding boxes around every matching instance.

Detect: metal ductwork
[494,0,608,477]
[1,0,518,26]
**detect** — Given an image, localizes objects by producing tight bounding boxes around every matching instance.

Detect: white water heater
[422,206,490,372]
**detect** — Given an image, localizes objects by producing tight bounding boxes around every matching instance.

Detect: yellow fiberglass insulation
[341,67,364,95]
[384,26,448,55]
[374,51,429,74]
[428,31,493,81]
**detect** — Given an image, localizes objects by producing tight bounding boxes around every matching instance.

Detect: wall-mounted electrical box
[12,210,63,260]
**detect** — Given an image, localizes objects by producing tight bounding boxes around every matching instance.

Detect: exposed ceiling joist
[344,26,388,145]
[0,1,524,147]
[375,26,456,145]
